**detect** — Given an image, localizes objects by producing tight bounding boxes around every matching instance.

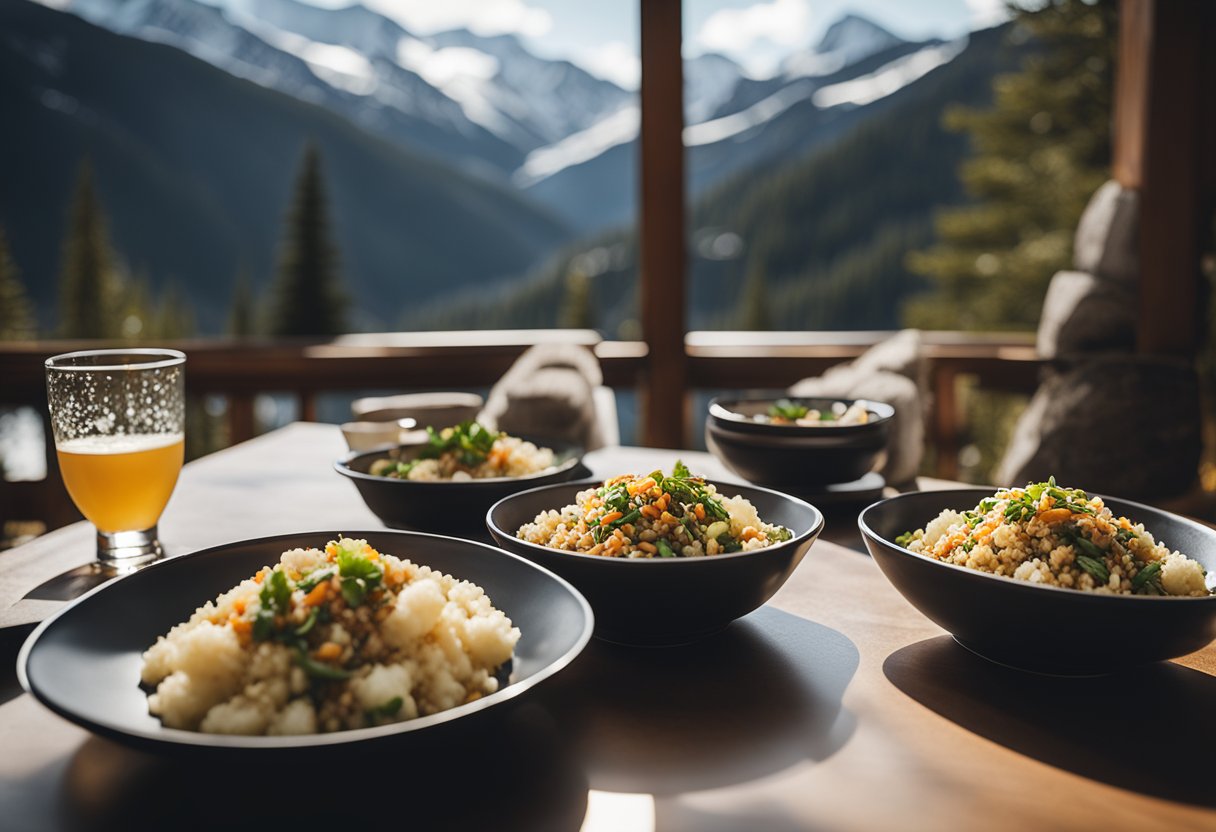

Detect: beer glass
[45,349,185,571]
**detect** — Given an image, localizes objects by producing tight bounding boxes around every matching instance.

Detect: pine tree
[227,264,257,338]
[0,226,36,340]
[57,160,124,338]
[739,256,772,330]
[558,267,594,329]
[266,144,349,337]
[152,280,196,339]
[905,0,1116,331]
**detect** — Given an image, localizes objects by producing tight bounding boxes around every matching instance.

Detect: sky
[307,0,1010,87]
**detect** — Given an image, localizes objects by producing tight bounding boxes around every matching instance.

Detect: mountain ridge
[0,0,571,332]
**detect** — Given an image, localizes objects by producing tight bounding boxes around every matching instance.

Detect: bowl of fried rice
[336,421,586,534]
[860,481,1216,674]
[18,530,593,751]
[706,396,894,487]
[486,462,823,645]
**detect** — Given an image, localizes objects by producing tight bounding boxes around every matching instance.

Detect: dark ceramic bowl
[859,489,1216,675]
[706,397,894,487]
[335,437,586,534]
[18,530,593,752]
[486,480,823,645]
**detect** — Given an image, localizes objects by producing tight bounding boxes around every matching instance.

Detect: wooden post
[639,0,688,448]
[1113,0,1216,357]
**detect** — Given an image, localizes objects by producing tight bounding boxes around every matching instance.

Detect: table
[1,424,1213,831]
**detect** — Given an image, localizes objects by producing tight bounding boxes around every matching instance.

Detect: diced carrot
[656,493,670,511]
[229,615,252,635]
[628,477,657,496]
[253,569,267,584]
[303,582,329,607]
[640,504,661,519]
[638,541,658,554]
[694,504,706,521]
[600,511,623,526]
[314,642,343,661]
[232,598,246,615]
[660,511,678,525]
[740,526,759,541]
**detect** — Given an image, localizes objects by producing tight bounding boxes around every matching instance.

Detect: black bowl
[859,489,1216,675]
[486,480,823,645]
[706,397,894,487]
[18,530,593,752]
[336,437,586,534]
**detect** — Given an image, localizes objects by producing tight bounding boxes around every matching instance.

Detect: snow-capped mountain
[522,15,964,231]
[50,0,634,176]
[783,13,905,79]
[684,52,745,125]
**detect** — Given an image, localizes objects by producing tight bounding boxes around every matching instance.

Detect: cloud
[695,0,812,54]
[576,41,641,89]
[964,0,1009,29]
[359,0,553,38]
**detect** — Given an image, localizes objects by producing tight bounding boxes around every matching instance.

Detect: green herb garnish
[656,538,677,558]
[421,421,501,467]
[336,543,383,607]
[368,696,404,719]
[768,399,810,420]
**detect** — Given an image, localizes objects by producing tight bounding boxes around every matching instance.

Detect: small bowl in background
[486,480,824,646]
[351,392,484,427]
[706,396,894,487]
[336,438,586,535]
[859,488,1216,675]
[339,418,417,452]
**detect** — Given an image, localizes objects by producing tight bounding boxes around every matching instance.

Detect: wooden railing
[0,330,1041,531]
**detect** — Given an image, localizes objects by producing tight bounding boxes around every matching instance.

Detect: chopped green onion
[1132,561,1161,592]
[656,538,677,558]
[1076,555,1110,585]
[295,649,351,681]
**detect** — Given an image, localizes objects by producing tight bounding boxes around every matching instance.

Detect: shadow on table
[884,636,1216,808]
[540,606,859,795]
[0,623,34,707]
[58,700,588,832]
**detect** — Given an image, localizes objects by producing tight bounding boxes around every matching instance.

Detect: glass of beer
[45,349,185,571]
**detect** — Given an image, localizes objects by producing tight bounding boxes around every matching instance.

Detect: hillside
[0,0,572,332]
[408,23,1026,334]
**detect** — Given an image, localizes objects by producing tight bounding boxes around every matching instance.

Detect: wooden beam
[638,0,688,448]
[1114,0,1215,357]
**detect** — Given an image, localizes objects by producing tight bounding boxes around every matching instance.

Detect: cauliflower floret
[268,698,318,735]
[1160,553,1208,596]
[145,621,248,729]
[279,546,326,577]
[382,578,447,647]
[350,663,419,722]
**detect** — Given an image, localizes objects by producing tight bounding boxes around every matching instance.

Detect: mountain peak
[814,13,903,56]
[782,12,905,80]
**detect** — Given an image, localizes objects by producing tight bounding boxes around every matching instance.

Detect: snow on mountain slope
[812,37,967,108]
[783,13,905,79]
[521,31,959,188]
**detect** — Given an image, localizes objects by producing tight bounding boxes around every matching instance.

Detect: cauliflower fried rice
[899,479,1212,596]
[140,538,520,735]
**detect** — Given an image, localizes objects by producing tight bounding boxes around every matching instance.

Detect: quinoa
[516,461,793,558]
[140,538,520,735]
[370,421,554,481]
[898,479,1212,596]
